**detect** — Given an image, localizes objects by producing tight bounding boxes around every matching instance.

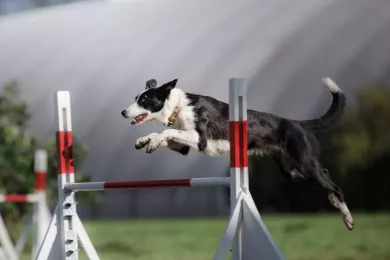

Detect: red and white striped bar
[0,194,38,203]
[65,177,230,192]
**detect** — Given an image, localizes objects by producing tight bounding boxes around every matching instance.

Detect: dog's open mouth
[131,113,148,125]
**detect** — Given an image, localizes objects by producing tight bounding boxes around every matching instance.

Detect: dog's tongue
[131,114,145,125]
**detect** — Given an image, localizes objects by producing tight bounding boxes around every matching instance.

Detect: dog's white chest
[176,107,197,131]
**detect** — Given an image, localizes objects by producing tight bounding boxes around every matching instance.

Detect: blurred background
[0,0,389,259]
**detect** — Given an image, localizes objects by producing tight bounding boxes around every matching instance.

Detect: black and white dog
[121,78,354,231]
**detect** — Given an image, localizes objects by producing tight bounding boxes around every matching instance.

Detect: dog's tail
[300,77,346,132]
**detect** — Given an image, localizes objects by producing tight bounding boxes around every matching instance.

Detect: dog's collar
[167,105,180,127]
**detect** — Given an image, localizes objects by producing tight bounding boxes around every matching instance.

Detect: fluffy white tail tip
[322,77,341,93]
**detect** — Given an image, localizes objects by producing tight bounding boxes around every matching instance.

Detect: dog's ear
[145,79,157,90]
[156,79,178,100]
[160,79,178,93]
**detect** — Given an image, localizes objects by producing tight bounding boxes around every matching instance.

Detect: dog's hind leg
[275,119,354,230]
[272,153,307,181]
[321,169,354,230]
[320,169,342,208]
[308,160,354,230]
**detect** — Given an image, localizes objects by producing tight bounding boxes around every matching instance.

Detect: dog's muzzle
[121,110,128,118]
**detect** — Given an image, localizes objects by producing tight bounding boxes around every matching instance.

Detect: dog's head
[121,78,178,125]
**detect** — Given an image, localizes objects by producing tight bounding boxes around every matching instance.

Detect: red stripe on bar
[3,195,28,203]
[56,131,74,174]
[103,178,192,190]
[34,171,46,191]
[229,121,248,168]
[241,121,248,168]
[230,121,240,168]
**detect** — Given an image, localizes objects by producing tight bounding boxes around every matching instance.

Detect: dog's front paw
[135,133,159,150]
[146,137,164,154]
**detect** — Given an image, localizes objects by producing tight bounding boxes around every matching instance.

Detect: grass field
[22,214,390,260]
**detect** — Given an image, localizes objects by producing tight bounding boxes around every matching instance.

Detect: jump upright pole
[55,91,98,260]
[55,91,78,260]
[35,78,284,260]
[0,149,51,260]
[213,78,284,260]
[33,149,51,260]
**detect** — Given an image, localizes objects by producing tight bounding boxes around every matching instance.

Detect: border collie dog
[121,78,354,231]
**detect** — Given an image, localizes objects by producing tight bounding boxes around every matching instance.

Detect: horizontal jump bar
[65,177,230,191]
[0,194,38,203]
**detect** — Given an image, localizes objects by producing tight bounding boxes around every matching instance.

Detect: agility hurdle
[35,78,284,260]
[0,149,51,260]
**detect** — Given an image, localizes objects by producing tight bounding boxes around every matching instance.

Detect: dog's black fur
[185,90,346,208]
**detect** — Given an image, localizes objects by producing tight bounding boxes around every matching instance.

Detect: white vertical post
[0,214,18,260]
[56,91,78,260]
[228,78,248,260]
[213,193,243,260]
[33,149,48,260]
[35,204,59,260]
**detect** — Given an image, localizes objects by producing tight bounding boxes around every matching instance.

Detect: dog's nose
[121,110,128,118]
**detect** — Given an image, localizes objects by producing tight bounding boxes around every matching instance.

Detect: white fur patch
[136,133,160,147]
[146,129,200,153]
[163,129,199,149]
[203,140,230,156]
[157,88,196,128]
[175,103,197,130]
[322,77,341,93]
[248,149,267,157]
[202,140,268,157]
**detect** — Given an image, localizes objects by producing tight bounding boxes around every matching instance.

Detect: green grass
[21,214,390,260]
